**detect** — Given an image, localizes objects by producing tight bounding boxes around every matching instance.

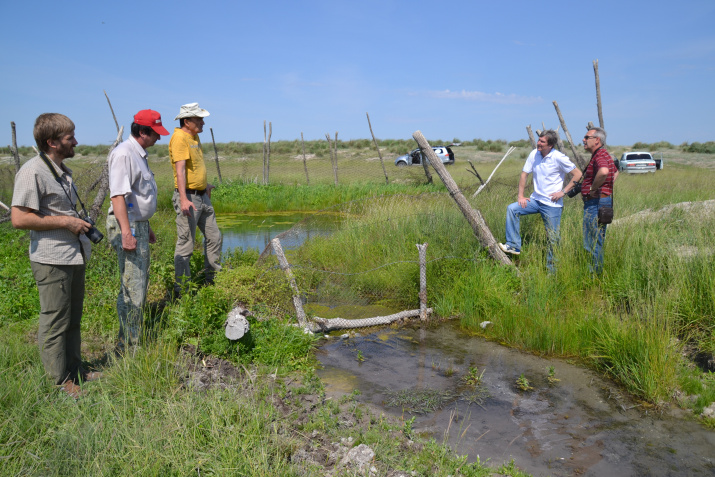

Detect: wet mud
[316,322,715,476]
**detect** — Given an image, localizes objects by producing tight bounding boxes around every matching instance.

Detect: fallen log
[307,308,433,333]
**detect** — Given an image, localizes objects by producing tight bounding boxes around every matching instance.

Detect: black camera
[566,182,582,198]
[82,216,104,244]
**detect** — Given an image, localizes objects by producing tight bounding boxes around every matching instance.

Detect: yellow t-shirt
[169,127,207,190]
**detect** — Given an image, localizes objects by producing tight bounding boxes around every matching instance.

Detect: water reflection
[217,212,340,253]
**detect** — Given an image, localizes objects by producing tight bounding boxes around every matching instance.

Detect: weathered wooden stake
[209,127,223,184]
[553,101,586,169]
[104,90,120,133]
[271,237,307,328]
[366,112,389,185]
[526,125,536,149]
[301,132,309,185]
[89,126,124,221]
[413,131,512,266]
[417,243,428,321]
[593,59,604,129]
[10,122,21,174]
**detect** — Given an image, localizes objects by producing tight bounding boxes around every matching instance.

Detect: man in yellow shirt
[169,103,222,297]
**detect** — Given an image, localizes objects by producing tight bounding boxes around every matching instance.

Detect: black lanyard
[39,151,88,216]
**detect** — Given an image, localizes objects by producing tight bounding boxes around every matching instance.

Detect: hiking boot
[498,243,521,255]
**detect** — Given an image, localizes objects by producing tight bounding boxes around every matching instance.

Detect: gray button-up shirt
[12,155,91,265]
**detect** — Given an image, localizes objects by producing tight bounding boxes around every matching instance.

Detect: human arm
[110,195,137,251]
[206,183,215,199]
[550,167,583,201]
[586,166,610,198]
[11,206,90,235]
[517,171,529,208]
[174,160,194,216]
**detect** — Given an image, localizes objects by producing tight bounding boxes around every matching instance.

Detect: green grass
[2,145,715,474]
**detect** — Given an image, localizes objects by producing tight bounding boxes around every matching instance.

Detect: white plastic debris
[479,321,492,329]
[224,306,250,340]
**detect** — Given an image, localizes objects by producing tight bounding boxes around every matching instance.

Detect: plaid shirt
[582,147,616,198]
[11,155,91,265]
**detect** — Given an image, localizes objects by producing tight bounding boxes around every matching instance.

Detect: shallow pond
[217,212,339,253]
[317,322,715,476]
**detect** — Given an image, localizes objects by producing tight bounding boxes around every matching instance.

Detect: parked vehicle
[619,152,657,173]
[395,146,455,167]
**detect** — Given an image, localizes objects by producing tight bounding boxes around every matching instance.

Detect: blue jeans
[505,199,562,273]
[583,196,612,274]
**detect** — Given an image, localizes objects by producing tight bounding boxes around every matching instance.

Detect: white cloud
[418,89,543,105]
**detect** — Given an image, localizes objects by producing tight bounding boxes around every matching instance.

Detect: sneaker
[498,243,520,255]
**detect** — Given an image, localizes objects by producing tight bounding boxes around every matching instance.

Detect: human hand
[121,231,137,251]
[180,198,194,216]
[66,216,91,236]
[518,197,530,208]
[149,228,156,244]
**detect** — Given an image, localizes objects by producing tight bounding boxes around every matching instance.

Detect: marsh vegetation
[1,140,713,475]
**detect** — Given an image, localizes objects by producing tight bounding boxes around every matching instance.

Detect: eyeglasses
[583,135,596,140]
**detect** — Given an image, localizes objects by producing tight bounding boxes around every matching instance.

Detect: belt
[176,188,206,196]
[583,193,611,201]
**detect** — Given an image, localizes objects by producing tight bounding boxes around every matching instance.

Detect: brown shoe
[60,380,85,399]
[83,371,103,382]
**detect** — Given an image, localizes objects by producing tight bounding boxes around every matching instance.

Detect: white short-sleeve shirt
[523,148,577,208]
[107,135,158,221]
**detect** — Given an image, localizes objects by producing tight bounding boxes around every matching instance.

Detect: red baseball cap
[133,109,170,136]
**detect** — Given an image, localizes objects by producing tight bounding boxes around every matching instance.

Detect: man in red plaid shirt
[582,127,617,274]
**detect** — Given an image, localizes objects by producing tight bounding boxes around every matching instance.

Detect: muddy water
[316,322,715,476]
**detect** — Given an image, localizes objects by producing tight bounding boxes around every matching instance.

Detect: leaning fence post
[416,243,428,321]
[301,132,310,185]
[210,128,223,184]
[271,237,307,328]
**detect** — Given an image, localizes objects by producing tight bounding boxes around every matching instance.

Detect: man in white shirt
[498,130,582,273]
[106,109,168,352]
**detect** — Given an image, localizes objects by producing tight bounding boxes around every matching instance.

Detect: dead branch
[466,161,484,185]
[308,308,433,333]
[413,131,512,266]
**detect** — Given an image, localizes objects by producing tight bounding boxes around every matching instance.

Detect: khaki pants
[31,261,85,385]
[172,191,222,293]
[106,215,151,349]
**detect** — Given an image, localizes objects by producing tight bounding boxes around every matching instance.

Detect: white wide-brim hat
[174,102,210,120]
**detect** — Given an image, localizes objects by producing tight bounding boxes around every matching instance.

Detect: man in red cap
[106,109,169,353]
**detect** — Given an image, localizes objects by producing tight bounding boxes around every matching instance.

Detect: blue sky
[1,0,713,147]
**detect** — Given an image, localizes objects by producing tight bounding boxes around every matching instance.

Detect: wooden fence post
[553,101,586,169]
[366,112,389,185]
[413,131,512,266]
[10,122,21,174]
[416,243,428,321]
[210,127,223,184]
[271,237,307,328]
[301,132,309,185]
[526,125,536,149]
[593,59,604,129]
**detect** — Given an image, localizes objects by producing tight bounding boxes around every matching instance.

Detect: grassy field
[1,140,714,475]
